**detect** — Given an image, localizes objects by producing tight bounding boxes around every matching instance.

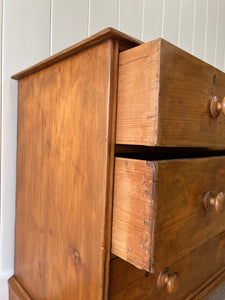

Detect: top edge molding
[12,27,143,80]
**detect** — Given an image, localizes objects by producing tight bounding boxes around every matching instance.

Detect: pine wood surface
[110,230,225,300]
[116,39,160,146]
[116,38,225,148]
[14,39,118,300]
[8,277,32,300]
[112,156,225,272]
[112,158,155,271]
[186,269,225,300]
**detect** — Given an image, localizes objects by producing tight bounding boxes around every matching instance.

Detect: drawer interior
[116,145,225,160]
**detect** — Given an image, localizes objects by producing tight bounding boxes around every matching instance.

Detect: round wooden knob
[157,268,181,294]
[210,96,225,118]
[203,191,225,214]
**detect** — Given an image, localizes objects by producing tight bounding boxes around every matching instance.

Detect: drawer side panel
[116,40,160,146]
[112,158,155,271]
[14,40,119,300]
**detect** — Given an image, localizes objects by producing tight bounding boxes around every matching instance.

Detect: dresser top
[12,27,142,80]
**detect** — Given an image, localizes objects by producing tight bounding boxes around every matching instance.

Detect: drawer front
[112,156,225,272]
[116,39,225,148]
[110,230,225,300]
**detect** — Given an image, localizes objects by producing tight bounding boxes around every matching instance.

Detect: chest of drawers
[8,28,225,300]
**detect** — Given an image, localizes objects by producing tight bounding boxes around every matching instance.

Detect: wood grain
[14,40,118,300]
[112,156,225,272]
[116,40,160,146]
[185,268,225,300]
[110,230,225,300]
[12,27,141,80]
[8,277,32,300]
[112,158,154,271]
[116,38,225,149]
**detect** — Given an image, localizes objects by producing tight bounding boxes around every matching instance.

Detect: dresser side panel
[14,40,118,300]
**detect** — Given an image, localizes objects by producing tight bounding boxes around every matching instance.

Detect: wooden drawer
[112,156,225,272]
[116,39,225,148]
[110,230,225,300]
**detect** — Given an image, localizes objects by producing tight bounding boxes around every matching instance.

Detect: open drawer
[112,156,225,272]
[116,39,225,148]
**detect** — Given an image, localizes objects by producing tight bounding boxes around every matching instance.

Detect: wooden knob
[157,268,181,294]
[210,96,225,118]
[203,191,225,214]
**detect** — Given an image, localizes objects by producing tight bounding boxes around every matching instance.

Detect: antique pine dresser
[8,28,225,300]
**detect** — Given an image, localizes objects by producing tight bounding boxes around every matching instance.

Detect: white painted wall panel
[179,0,195,53]
[52,0,89,54]
[162,0,180,45]
[142,0,163,41]
[118,0,143,39]
[0,273,12,300]
[215,0,225,70]
[89,0,119,35]
[193,0,207,60]
[0,0,2,136]
[205,0,218,65]
[0,283,8,300]
[1,0,51,273]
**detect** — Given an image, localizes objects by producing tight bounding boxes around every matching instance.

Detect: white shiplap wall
[0,0,225,298]
[51,0,225,68]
